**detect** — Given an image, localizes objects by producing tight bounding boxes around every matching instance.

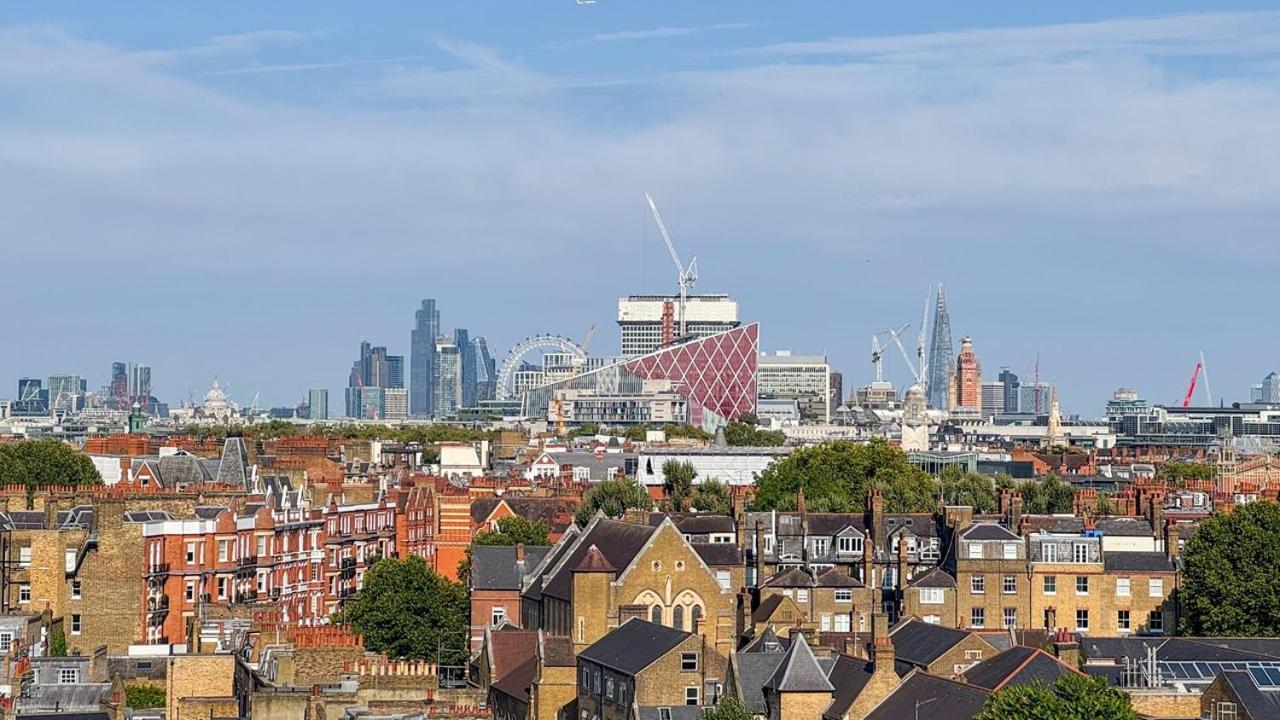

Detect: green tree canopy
[125,685,166,709]
[701,695,753,720]
[940,466,999,513]
[458,516,552,584]
[574,477,651,525]
[0,439,101,487]
[1157,461,1215,487]
[1019,474,1076,514]
[663,460,698,512]
[976,674,1138,720]
[750,438,937,513]
[336,555,469,664]
[691,479,732,514]
[1181,500,1280,635]
[723,420,786,447]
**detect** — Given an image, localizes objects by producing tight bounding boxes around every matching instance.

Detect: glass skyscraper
[410,299,440,417]
[925,285,954,410]
[308,388,329,420]
[433,338,461,418]
[998,367,1020,414]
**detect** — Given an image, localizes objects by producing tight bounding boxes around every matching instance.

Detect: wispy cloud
[745,11,1280,61]
[548,21,754,49]
[136,29,322,63]
[204,55,427,77]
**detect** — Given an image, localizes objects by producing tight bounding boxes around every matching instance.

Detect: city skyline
[4,3,1280,411]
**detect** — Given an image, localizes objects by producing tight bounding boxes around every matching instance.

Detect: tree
[702,695,753,720]
[458,516,552,584]
[0,439,101,488]
[691,479,732,514]
[1157,461,1215,487]
[125,685,166,709]
[751,438,937,513]
[976,674,1137,720]
[49,629,66,657]
[336,556,469,664]
[940,466,999,513]
[575,477,651,525]
[663,460,698,512]
[1181,500,1280,635]
[1020,474,1075,514]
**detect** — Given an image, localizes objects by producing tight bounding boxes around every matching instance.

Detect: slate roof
[763,632,834,693]
[961,523,1020,541]
[636,708,703,720]
[1021,515,1085,534]
[732,652,787,714]
[741,626,788,654]
[963,646,1079,691]
[578,619,690,676]
[193,505,227,520]
[1083,637,1280,664]
[471,545,551,591]
[1221,669,1280,717]
[908,568,957,588]
[154,452,215,488]
[540,519,655,601]
[471,497,579,534]
[751,595,787,624]
[216,437,252,489]
[821,654,876,720]
[1096,517,1155,537]
[1103,551,1176,573]
[649,512,736,535]
[692,543,742,566]
[890,620,974,668]
[863,672,990,720]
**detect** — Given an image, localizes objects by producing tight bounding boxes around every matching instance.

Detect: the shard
[926,285,954,410]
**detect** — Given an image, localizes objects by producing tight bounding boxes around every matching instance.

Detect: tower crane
[871,335,886,383]
[917,285,932,388]
[1180,351,1213,408]
[886,324,921,384]
[644,192,698,338]
[571,323,597,371]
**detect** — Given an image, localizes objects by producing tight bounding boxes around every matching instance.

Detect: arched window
[650,605,663,625]
[673,605,685,631]
[692,605,703,633]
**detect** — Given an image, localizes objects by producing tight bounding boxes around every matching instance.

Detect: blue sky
[3,2,1279,414]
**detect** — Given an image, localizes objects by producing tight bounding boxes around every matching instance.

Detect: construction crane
[644,192,698,338]
[871,335,886,383]
[1180,351,1213,408]
[917,285,931,388]
[571,323,597,372]
[886,324,920,384]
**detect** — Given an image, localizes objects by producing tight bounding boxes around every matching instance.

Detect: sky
[2,2,1279,415]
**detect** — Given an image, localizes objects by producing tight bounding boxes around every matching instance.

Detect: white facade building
[757,351,831,423]
[616,294,739,357]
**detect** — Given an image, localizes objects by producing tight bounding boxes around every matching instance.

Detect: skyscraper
[433,338,461,418]
[925,285,954,410]
[308,388,329,420]
[954,337,981,413]
[473,336,497,403]
[455,328,476,408]
[998,367,1020,414]
[110,362,128,409]
[1262,372,1280,404]
[48,374,87,413]
[387,355,405,389]
[410,299,440,417]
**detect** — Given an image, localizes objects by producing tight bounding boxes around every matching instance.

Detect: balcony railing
[147,596,170,612]
[145,562,171,577]
[234,590,259,603]
[237,556,258,568]
[340,557,357,569]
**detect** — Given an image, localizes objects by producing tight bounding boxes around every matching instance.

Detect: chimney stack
[1165,521,1179,560]
[515,542,525,562]
[796,487,806,516]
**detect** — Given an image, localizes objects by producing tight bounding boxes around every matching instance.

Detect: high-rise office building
[14,378,49,416]
[980,381,1005,418]
[387,356,405,390]
[473,336,497,403]
[757,351,832,423]
[127,363,152,409]
[433,338,461,418]
[1020,382,1052,415]
[410,299,440,417]
[1252,383,1265,403]
[308,388,329,420]
[616,294,739,357]
[455,328,477,408]
[998,367,1020,414]
[383,388,408,420]
[110,362,128,409]
[1262,372,1280,404]
[47,374,87,413]
[925,286,954,410]
[953,337,981,413]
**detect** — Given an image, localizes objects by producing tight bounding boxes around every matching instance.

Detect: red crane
[1180,359,1203,408]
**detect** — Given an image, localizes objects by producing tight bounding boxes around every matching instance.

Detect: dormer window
[837,536,863,554]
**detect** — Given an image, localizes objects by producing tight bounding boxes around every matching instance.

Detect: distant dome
[905,383,926,399]
[205,378,227,404]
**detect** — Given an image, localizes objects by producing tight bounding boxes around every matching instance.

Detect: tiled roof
[578,619,690,675]
[961,523,1020,541]
[864,672,990,720]
[908,568,957,589]
[1096,517,1154,537]
[540,519,655,601]
[763,632,834,693]
[692,543,742,566]
[471,545,551,591]
[890,620,974,667]
[963,646,1078,691]
[1102,551,1175,572]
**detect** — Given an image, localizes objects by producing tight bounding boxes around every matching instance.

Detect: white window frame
[835,589,853,603]
[1116,577,1130,597]
[1117,609,1130,631]
[1003,543,1017,560]
[71,614,82,635]
[1042,543,1058,563]
[58,668,78,684]
[968,543,983,559]
[1073,542,1089,563]
[1043,575,1056,595]
[1149,578,1164,598]
[919,587,944,605]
